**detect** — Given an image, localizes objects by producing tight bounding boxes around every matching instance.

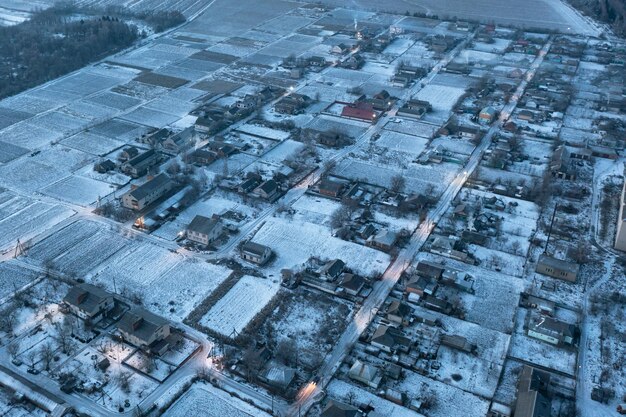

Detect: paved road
[288,37,554,417]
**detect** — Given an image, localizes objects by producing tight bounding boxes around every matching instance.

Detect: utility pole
[544,203,558,254]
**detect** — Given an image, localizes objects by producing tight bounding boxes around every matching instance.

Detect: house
[406,275,437,297]
[415,261,444,279]
[162,127,195,153]
[63,283,114,324]
[238,175,262,194]
[527,313,578,346]
[518,109,536,122]
[479,106,497,124]
[441,269,474,293]
[319,259,345,281]
[241,241,272,265]
[444,62,470,74]
[397,99,431,119]
[338,273,365,296]
[391,75,411,87]
[514,366,552,417]
[94,159,116,174]
[263,363,296,390]
[342,54,365,70]
[550,146,575,180]
[615,179,626,252]
[318,179,345,199]
[187,215,223,247]
[348,360,381,388]
[455,21,470,31]
[274,93,310,115]
[331,43,350,55]
[366,229,398,252]
[386,301,411,326]
[341,102,378,123]
[520,293,556,316]
[120,146,139,161]
[321,400,359,417]
[122,149,160,178]
[536,254,579,282]
[118,308,170,352]
[457,125,480,139]
[422,294,452,314]
[121,173,173,211]
[253,179,280,201]
[188,149,217,166]
[308,56,327,67]
[370,324,411,353]
[314,130,352,148]
[440,334,476,353]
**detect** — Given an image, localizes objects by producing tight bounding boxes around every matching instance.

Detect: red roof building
[341,102,378,123]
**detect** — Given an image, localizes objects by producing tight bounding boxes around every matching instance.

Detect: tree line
[0,4,185,100]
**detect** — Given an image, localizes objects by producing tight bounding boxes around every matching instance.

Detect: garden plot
[261,139,303,164]
[0,122,64,150]
[94,243,180,289]
[382,37,415,56]
[90,118,149,142]
[509,309,577,376]
[0,160,65,193]
[414,84,466,114]
[121,107,181,128]
[376,130,429,155]
[236,124,291,141]
[298,83,356,104]
[454,50,500,65]
[251,217,390,277]
[414,305,509,397]
[142,259,233,322]
[25,220,103,265]
[304,115,369,139]
[200,275,279,337]
[42,175,115,206]
[0,261,40,302]
[49,229,127,278]
[0,93,58,115]
[419,252,524,333]
[335,158,458,196]
[389,369,490,417]
[475,166,534,187]
[0,107,32,130]
[60,100,118,121]
[0,140,28,164]
[327,380,425,417]
[430,136,476,156]
[46,71,122,97]
[263,290,352,368]
[292,194,341,226]
[29,111,91,134]
[0,201,74,252]
[384,119,438,139]
[471,38,511,54]
[155,65,209,84]
[163,382,271,417]
[124,350,173,382]
[145,97,197,118]
[206,154,257,175]
[85,91,143,111]
[61,131,125,156]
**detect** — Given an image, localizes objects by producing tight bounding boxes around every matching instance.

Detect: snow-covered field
[0,189,75,251]
[200,275,278,337]
[41,175,116,206]
[251,217,391,277]
[376,130,429,156]
[163,383,272,417]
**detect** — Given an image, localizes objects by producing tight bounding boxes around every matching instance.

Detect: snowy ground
[163,382,272,417]
[200,275,279,337]
[250,217,391,277]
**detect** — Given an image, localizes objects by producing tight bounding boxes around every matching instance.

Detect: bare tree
[6,342,19,359]
[390,174,406,194]
[115,370,132,393]
[39,342,55,372]
[275,339,297,367]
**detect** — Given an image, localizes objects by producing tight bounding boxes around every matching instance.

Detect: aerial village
[0,1,625,417]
